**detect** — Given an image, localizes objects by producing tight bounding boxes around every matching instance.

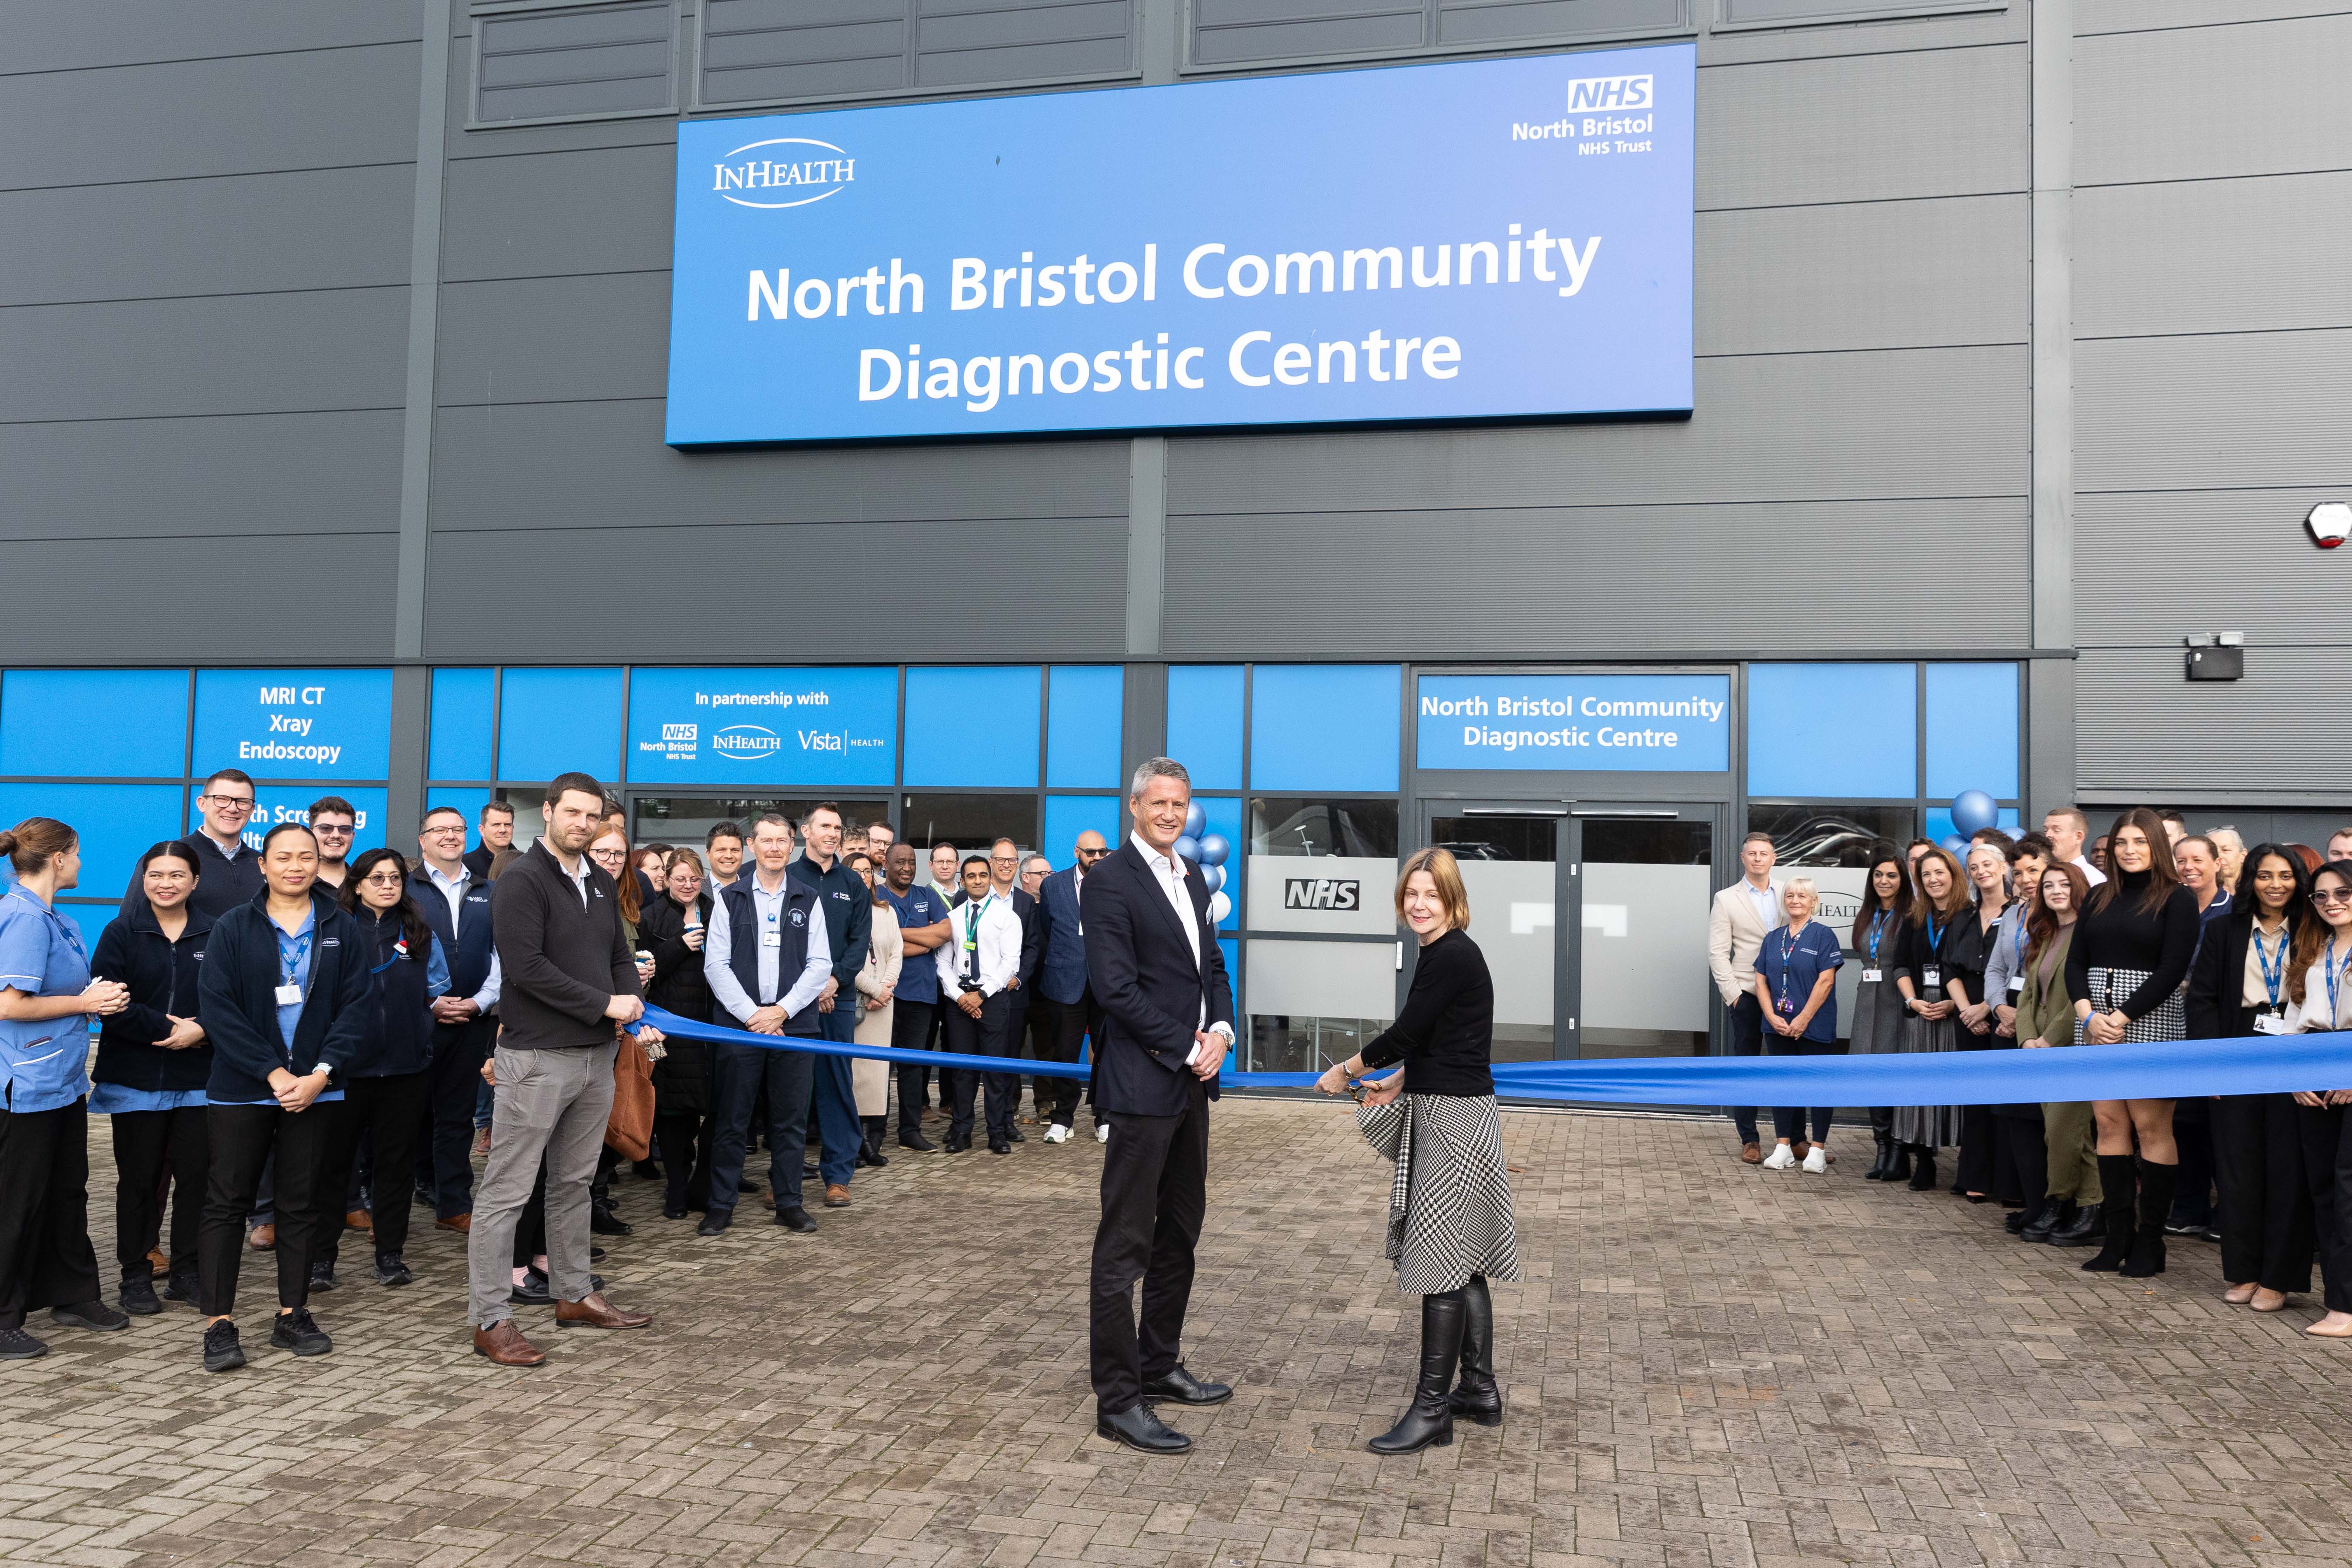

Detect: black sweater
[89,900,215,1094]
[2066,869,2200,1020]
[490,839,641,1051]
[1360,929,1495,1097]
[197,889,373,1102]
[642,891,715,1116]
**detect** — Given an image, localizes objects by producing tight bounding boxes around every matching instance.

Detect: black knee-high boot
[2082,1154,2140,1271]
[1449,1276,1501,1426]
[2119,1159,2176,1278]
[1370,1290,1463,1454]
[1905,1144,1937,1190]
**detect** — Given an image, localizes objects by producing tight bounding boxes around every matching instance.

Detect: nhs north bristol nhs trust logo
[712,137,856,210]
[1565,73,1652,113]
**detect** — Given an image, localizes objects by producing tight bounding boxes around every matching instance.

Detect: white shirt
[420,860,502,1012]
[2289,941,2352,1033]
[704,872,832,1023]
[2071,853,2109,888]
[1742,877,1781,931]
[936,891,1022,997]
[1129,831,1235,1057]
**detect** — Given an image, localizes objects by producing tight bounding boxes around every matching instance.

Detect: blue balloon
[1197,833,1230,867]
[1939,834,1969,857]
[1949,789,1998,838]
[1184,803,1206,838]
[1200,863,1224,894]
[1174,835,1201,863]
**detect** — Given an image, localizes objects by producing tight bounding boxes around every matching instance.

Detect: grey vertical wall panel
[2074,487,2352,645]
[2076,14,2352,186]
[1698,45,2026,209]
[1168,345,2027,514]
[2077,1,2350,34]
[2074,172,2352,338]
[0,1,423,72]
[2076,645,2352,792]
[421,521,1128,661]
[1701,5,2023,63]
[427,399,1130,531]
[2075,328,2352,494]
[474,0,676,125]
[1439,0,1691,46]
[440,145,675,281]
[0,411,404,541]
[1162,497,2031,657]
[0,166,417,307]
[0,534,400,663]
[1697,194,2027,356]
[434,272,672,406]
[1191,3,1425,67]
[0,290,410,423]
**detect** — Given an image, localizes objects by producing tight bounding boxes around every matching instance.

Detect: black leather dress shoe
[775,1206,818,1233]
[509,1269,554,1306]
[989,1140,1011,1155]
[697,1210,733,1238]
[1097,1404,1192,1455]
[897,1128,937,1152]
[1006,1126,1025,1143]
[1142,1364,1233,1405]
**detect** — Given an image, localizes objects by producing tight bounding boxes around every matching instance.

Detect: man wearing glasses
[1033,831,1109,1144]
[120,768,264,921]
[413,806,502,1234]
[307,798,358,890]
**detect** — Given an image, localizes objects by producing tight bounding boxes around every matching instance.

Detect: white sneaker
[1044,1123,1070,1144]
[1761,1144,1798,1171]
[1096,1123,1110,1144]
[1802,1145,1829,1174]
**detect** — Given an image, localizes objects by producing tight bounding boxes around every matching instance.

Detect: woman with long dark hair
[1850,850,1912,1182]
[642,846,716,1220]
[2015,864,2103,1245]
[2287,860,2352,1338]
[89,840,213,1315]
[2067,807,2200,1278]
[2189,844,2314,1311]
[1889,846,1969,1191]
[0,817,132,1359]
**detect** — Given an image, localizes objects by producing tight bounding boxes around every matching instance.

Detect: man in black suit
[461,800,515,881]
[1084,758,1235,1455]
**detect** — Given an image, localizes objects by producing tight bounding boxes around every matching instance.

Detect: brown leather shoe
[823,1184,851,1208]
[555,1293,651,1330]
[472,1319,546,1366]
[434,1213,472,1234]
[1740,1143,1763,1165]
[345,1210,372,1232]
[247,1223,276,1250]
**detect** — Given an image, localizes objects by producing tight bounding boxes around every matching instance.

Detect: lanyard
[1775,924,1803,1006]
[1923,911,1947,953]
[2328,935,2350,1025]
[2012,910,2027,965]
[278,928,313,990]
[2252,923,2288,1007]
[1867,911,1887,964]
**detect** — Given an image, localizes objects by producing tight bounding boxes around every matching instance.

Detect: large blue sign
[626,668,896,786]
[191,670,392,781]
[666,44,1694,445]
[1417,674,1729,772]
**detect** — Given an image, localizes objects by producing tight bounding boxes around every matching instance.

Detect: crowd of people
[1711,806,2352,1336]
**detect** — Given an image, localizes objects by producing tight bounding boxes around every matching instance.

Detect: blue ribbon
[635,1006,2352,1106]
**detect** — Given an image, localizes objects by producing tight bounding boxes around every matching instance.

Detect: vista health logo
[712,724,782,760]
[712,137,855,210]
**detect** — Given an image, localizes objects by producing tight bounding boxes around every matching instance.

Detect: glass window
[1,670,187,777]
[1579,818,1712,1058]
[0,782,183,897]
[1250,665,1400,792]
[899,793,1040,855]
[427,668,495,782]
[1167,666,1244,790]
[1925,662,2019,800]
[1249,797,1399,859]
[1746,663,1915,799]
[1244,939,1393,1073]
[1041,795,1120,868]
[1046,666,1123,789]
[1434,814,1555,1061]
[499,668,624,784]
[903,667,1039,789]
[1746,804,1915,868]
[632,796,892,852]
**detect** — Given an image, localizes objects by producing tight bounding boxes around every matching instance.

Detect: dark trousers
[2214,1093,2314,1293]
[1724,994,1763,1144]
[1089,1073,1210,1415]
[0,1102,102,1330]
[811,1000,861,1186]
[1953,1031,1999,1195]
[418,1019,491,1218]
[319,1072,430,1268]
[200,1101,341,1317]
[2298,1104,2352,1314]
[656,1110,713,1213]
[1991,1110,2047,1212]
[709,1039,814,1214]
[891,999,938,1135]
[1030,989,1098,1127]
[2171,1098,2216,1226]
[1765,1033,1837,1143]
[941,990,1014,1146]
[108,1104,208,1285]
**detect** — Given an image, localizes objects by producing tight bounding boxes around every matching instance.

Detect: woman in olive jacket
[641,848,716,1220]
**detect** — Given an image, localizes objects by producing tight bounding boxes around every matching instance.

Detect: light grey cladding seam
[396,0,454,660]
[2029,0,2075,814]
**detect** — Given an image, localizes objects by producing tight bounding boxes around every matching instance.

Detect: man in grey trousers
[468,771,660,1365]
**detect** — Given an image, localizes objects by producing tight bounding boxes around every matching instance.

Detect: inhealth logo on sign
[626,668,896,786]
[664,43,1694,445]
[1416,674,1730,772]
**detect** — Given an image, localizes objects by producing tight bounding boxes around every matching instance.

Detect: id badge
[761,931,782,949]
[1921,965,1941,989]
[1861,967,1883,983]
[2254,1012,2289,1035]
[2008,975,2025,994]
[274,983,303,1007]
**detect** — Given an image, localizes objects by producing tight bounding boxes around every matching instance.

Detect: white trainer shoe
[1096,1123,1110,1144]
[1801,1145,1829,1174]
[1044,1123,1070,1144]
[1761,1144,1798,1171]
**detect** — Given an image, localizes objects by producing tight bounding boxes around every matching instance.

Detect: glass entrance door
[1569,808,1715,1058]
[1426,807,1564,1063]
[629,796,895,853]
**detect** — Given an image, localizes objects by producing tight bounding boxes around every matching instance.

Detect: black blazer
[1083,840,1233,1117]
[2187,910,2296,1041]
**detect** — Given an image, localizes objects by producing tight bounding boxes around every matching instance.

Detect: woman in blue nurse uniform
[0,816,134,1359]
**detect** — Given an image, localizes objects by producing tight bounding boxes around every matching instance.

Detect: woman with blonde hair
[1316,846,1519,1453]
[1751,877,1844,1173]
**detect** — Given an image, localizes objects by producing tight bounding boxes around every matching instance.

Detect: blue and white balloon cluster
[1940,788,2000,857]
[1173,802,1235,925]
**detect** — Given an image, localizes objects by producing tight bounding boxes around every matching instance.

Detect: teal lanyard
[1867,912,1886,964]
[2252,924,2287,1008]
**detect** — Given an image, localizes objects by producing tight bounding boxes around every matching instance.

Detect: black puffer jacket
[642,890,714,1116]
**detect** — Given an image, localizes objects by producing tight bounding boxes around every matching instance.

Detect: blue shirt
[884,884,949,1004]
[212,906,344,1106]
[88,1082,206,1114]
[1754,917,1845,1044]
[0,887,93,1113]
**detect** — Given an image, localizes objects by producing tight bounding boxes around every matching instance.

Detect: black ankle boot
[1449,1276,1502,1427]
[1864,1134,1895,1181]
[1887,1143,1912,1183]
[1906,1146,1938,1190]
[2082,1155,2139,1271]
[2119,1160,2176,1277]
[1370,1290,1463,1454]
[2022,1199,2072,1243]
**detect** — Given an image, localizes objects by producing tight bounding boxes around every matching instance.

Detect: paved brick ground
[5,1099,2352,1568]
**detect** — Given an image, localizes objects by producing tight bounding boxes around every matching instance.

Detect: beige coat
[1706,878,1784,1006]
[851,898,903,1116]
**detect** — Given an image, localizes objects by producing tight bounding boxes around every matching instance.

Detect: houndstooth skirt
[2086,966,2186,1042]
[1358,1093,1521,1294]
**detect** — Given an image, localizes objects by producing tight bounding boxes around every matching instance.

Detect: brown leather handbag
[605,1029,656,1161]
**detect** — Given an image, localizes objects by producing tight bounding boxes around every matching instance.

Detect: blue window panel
[0,783,184,897]
[55,904,112,954]
[428,668,496,782]
[1046,666,1124,789]
[1746,664,1915,799]
[903,668,1040,788]
[1166,666,1243,790]
[1195,795,1244,932]
[1217,936,1241,1068]
[192,668,393,782]
[1925,663,2021,802]
[1251,666,1401,793]
[1042,795,1121,864]
[499,668,624,784]
[197,786,391,857]
[426,788,493,853]
[1,670,188,779]
[1926,806,2021,846]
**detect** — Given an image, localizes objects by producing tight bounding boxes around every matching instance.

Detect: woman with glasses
[1851,851,1912,1182]
[642,847,716,1220]
[1890,846,1970,1192]
[850,849,903,1168]
[2067,807,2200,1278]
[2190,845,2314,1313]
[2287,860,2352,1338]
[315,849,449,1290]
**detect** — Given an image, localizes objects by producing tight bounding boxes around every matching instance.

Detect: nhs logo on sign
[1283,878,1361,911]
[1567,74,1652,111]
[662,724,696,744]
[712,137,855,210]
